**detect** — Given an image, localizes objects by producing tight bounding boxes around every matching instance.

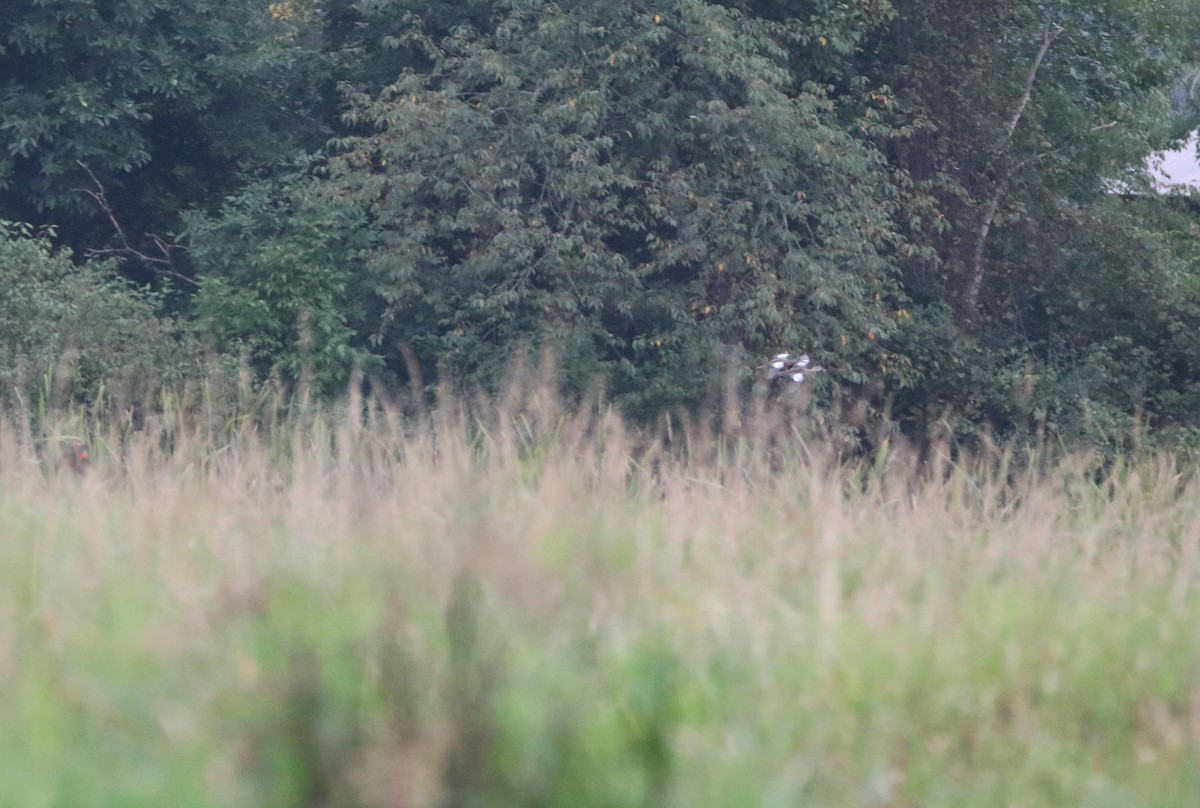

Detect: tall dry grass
[3,375,1200,806]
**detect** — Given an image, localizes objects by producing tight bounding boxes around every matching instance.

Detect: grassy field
[3,382,1200,807]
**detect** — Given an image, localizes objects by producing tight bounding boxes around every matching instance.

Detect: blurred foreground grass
[3,384,1200,807]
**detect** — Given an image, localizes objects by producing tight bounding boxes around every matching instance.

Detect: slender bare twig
[72,161,198,287]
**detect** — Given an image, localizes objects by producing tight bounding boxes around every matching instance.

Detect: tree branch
[72,161,198,287]
[1007,23,1063,139]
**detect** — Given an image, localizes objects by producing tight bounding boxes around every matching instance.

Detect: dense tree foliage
[852,0,1200,443]
[865,0,1190,317]
[6,0,1200,445]
[0,0,327,279]
[339,0,909,407]
[185,166,371,394]
[0,221,197,410]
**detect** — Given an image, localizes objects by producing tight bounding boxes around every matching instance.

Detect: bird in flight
[763,352,824,384]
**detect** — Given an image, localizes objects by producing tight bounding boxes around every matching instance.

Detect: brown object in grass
[61,439,90,475]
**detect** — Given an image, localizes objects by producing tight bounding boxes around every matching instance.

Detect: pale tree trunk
[960,22,1063,322]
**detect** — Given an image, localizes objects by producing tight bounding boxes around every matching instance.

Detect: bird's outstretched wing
[762,351,824,384]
